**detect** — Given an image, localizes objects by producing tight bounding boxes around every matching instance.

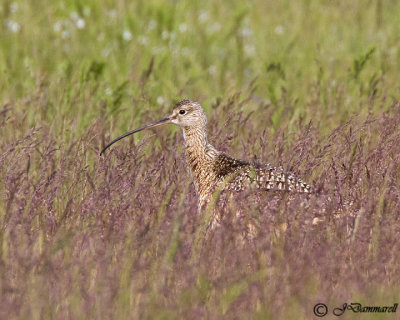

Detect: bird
[100,99,311,211]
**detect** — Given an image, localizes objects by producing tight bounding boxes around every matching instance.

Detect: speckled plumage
[174,100,311,209]
[101,99,311,211]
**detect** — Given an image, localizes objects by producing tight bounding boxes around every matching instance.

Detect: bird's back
[213,153,311,195]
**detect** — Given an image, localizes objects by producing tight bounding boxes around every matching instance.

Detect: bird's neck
[182,126,219,188]
[183,126,212,161]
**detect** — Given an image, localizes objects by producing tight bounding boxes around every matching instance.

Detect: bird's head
[100,99,207,155]
[169,99,207,129]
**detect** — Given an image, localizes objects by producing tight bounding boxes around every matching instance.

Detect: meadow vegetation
[1,0,400,319]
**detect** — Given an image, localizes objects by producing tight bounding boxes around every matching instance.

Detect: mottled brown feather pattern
[213,153,249,178]
[174,100,312,210]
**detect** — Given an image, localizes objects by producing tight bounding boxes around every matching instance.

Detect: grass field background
[1,0,400,319]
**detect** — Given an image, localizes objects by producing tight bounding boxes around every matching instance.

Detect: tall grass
[1,0,400,319]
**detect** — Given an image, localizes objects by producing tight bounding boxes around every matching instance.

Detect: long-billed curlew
[100,99,311,211]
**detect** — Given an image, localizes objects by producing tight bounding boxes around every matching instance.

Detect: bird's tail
[254,165,312,193]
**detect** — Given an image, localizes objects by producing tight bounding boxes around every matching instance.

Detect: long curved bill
[100,117,170,156]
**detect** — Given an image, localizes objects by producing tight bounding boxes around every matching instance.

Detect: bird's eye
[179,110,186,115]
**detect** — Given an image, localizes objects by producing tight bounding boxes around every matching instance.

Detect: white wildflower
[61,30,70,39]
[198,11,209,23]
[274,25,284,35]
[178,23,187,33]
[122,29,132,41]
[181,47,190,56]
[244,45,256,56]
[5,19,20,33]
[240,28,252,37]
[156,97,164,105]
[148,20,157,31]
[139,36,148,45]
[217,48,226,57]
[208,65,217,75]
[9,2,18,13]
[161,30,169,40]
[101,47,111,57]
[76,18,85,29]
[70,12,79,21]
[207,23,221,34]
[53,21,62,33]
[108,9,117,18]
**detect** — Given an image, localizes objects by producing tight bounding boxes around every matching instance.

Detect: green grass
[1,0,400,319]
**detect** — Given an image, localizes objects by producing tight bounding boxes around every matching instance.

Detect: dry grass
[1,96,400,319]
